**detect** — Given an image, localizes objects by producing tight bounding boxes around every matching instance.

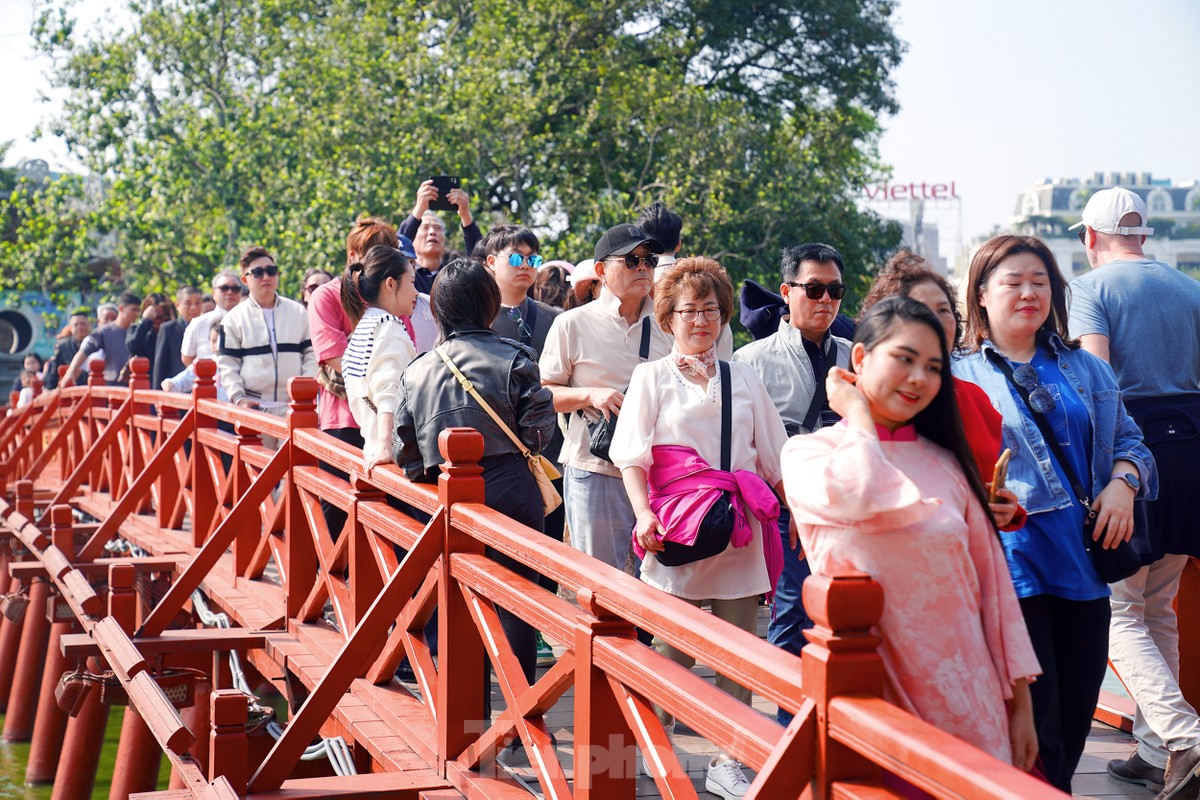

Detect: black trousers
[1019,594,1110,793]
[479,453,541,718]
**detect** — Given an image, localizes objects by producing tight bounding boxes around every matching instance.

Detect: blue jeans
[564,465,638,574]
[767,506,813,724]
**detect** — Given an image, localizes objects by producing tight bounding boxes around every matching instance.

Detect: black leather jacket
[392,329,556,482]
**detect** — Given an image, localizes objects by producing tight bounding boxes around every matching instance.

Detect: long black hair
[341,244,412,324]
[853,296,995,531]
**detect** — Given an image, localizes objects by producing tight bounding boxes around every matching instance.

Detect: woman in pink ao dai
[781,296,1042,769]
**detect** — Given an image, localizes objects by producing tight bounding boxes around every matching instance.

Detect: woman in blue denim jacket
[953,235,1156,793]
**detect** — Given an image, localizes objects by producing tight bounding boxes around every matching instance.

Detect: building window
[1186,189,1200,212]
[1069,190,1086,211]
[1148,189,1171,214]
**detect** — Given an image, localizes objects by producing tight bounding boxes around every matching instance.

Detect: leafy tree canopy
[9,0,904,313]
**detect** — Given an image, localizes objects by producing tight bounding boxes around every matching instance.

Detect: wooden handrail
[0,371,1072,799]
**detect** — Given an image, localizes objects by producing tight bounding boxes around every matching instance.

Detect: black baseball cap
[593,224,665,262]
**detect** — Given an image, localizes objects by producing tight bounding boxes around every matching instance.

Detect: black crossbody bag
[582,317,652,463]
[656,361,736,567]
[986,350,1141,583]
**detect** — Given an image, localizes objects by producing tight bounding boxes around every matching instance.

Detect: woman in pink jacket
[610,257,788,799]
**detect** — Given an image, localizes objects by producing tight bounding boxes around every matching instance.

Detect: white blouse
[609,358,788,600]
[343,308,417,465]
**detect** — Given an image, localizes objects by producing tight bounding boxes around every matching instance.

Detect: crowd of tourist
[17,183,1200,800]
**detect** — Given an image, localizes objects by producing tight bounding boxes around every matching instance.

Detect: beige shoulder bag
[436,346,562,516]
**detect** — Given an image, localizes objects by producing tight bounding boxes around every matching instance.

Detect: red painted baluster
[108,562,163,799]
[436,428,487,770]
[26,508,77,783]
[801,572,887,798]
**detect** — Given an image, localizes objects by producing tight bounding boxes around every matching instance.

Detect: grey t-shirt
[1068,258,1200,399]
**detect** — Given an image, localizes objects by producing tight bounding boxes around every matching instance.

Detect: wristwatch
[1116,473,1140,492]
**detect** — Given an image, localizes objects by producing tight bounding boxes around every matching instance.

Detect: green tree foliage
[20,0,903,307]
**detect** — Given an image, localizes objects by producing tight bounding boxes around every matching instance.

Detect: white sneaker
[705,755,750,799]
[638,722,675,777]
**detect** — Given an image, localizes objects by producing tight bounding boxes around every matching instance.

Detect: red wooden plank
[92,616,148,682]
[128,670,196,753]
[828,696,1064,799]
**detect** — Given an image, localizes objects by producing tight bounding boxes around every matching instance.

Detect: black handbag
[657,361,736,567]
[583,317,653,463]
[986,350,1143,584]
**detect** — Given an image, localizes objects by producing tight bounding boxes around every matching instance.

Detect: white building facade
[1008,172,1200,279]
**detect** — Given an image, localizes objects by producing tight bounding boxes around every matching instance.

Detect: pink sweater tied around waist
[636,444,783,598]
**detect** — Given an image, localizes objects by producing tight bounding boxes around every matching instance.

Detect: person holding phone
[399,178,483,293]
[953,235,1155,792]
[783,296,1041,772]
[858,251,1025,531]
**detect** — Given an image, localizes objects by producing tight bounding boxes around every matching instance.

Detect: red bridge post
[3,485,51,742]
[108,562,163,799]
[25,506,76,783]
[284,377,319,620]
[210,689,249,795]
[436,428,487,769]
[801,572,888,798]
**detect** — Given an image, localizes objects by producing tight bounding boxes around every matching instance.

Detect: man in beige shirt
[540,224,733,573]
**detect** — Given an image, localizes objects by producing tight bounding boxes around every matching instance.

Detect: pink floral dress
[781,423,1041,763]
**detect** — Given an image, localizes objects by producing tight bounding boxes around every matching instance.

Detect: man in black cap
[539,224,672,573]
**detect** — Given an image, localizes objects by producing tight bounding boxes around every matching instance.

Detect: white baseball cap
[570,259,598,285]
[1069,187,1154,236]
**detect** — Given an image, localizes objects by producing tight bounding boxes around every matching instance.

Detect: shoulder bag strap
[801,338,834,432]
[639,316,652,360]
[523,300,538,342]
[719,361,732,472]
[435,345,532,457]
[984,348,1091,509]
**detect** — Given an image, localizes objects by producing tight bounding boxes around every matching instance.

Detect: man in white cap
[1068,186,1200,799]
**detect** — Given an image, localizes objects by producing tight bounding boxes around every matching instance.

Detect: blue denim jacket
[952,334,1157,515]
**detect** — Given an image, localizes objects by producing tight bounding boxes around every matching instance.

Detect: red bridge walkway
[0,357,1167,798]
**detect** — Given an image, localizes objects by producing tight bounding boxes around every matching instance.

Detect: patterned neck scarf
[672,344,717,378]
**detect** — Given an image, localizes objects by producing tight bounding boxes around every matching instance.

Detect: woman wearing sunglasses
[953,235,1155,792]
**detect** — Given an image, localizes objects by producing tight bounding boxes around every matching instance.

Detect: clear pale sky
[2,0,1198,255]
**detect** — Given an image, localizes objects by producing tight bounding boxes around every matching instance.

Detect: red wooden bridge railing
[0,355,1069,799]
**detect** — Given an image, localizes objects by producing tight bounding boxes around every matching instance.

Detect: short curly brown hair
[860,251,963,348]
[653,257,734,332]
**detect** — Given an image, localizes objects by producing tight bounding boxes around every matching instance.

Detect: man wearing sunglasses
[1068,187,1200,798]
[732,242,852,723]
[217,246,315,424]
[181,270,245,367]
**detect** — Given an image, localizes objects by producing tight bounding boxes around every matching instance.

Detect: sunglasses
[246,265,279,279]
[215,284,242,293]
[1012,364,1056,413]
[608,253,659,270]
[506,253,544,269]
[1076,227,1088,245]
[504,306,533,343]
[786,281,847,300]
